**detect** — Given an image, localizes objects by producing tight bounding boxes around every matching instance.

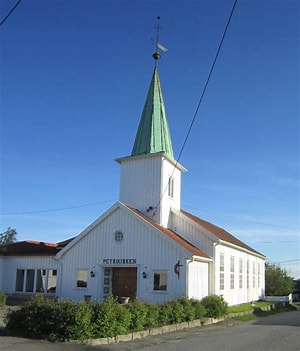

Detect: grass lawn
[227,301,271,314]
[229,303,298,321]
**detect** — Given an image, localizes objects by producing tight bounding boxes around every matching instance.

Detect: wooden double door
[112,267,137,301]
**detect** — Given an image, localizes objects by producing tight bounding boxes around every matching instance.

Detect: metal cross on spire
[152,16,168,63]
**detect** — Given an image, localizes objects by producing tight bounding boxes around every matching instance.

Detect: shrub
[127,301,148,331]
[6,295,226,340]
[178,297,195,321]
[159,302,174,325]
[200,295,228,318]
[0,291,6,307]
[91,296,131,338]
[6,295,94,341]
[146,303,160,328]
[191,299,207,320]
[170,299,185,323]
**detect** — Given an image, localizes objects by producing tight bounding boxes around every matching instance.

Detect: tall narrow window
[239,258,243,289]
[25,269,35,292]
[47,269,57,293]
[230,256,235,289]
[257,263,260,288]
[168,177,174,198]
[15,269,25,292]
[219,253,224,290]
[247,260,250,289]
[252,262,256,288]
[76,269,88,288]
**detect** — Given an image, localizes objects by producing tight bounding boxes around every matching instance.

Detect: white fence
[264,293,292,303]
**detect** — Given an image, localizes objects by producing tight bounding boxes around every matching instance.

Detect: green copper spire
[131,67,174,158]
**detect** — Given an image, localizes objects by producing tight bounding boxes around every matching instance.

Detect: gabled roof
[126,205,211,259]
[181,209,264,257]
[0,238,73,256]
[131,67,174,158]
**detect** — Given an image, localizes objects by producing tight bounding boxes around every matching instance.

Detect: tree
[265,262,294,296]
[0,227,17,244]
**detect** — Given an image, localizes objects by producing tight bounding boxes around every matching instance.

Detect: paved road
[0,310,299,351]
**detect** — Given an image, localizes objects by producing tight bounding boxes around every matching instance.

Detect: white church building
[0,54,265,306]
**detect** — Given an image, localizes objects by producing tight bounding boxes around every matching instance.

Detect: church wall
[160,158,181,227]
[187,260,210,300]
[119,156,162,214]
[214,244,265,306]
[119,155,182,227]
[170,211,215,257]
[59,206,191,304]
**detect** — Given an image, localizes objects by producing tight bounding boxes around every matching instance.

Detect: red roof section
[126,206,211,259]
[0,238,73,256]
[181,209,263,256]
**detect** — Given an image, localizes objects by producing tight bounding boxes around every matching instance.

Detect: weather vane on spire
[152,16,168,62]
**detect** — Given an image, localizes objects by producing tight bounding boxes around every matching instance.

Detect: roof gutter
[217,239,266,259]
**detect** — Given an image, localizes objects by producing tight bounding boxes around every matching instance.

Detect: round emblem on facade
[114,230,124,242]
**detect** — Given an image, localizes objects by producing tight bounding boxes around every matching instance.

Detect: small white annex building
[0,54,265,306]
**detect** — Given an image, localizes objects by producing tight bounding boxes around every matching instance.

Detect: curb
[73,317,224,346]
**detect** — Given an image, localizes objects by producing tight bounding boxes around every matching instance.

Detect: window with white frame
[252,262,256,288]
[76,269,88,288]
[230,256,235,289]
[247,260,250,289]
[257,263,261,288]
[15,269,57,293]
[219,253,224,290]
[153,271,167,291]
[168,177,174,198]
[239,258,243,289]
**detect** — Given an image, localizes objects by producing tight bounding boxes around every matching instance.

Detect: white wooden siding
[214,244,265,305]
[0,256,58,294]
[170,211,215,257]
[119,155,182,227]
[59,205,193,304]
[187,260,209,300]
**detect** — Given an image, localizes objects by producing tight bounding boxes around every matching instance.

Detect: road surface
[0,310,299,351]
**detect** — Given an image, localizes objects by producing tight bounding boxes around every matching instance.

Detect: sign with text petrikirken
[102,258,137,265]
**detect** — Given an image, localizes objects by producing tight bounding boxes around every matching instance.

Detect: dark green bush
[6,295,228,340]
[200,295,228,318]
[127,301,148,331]
[146,303,160,328]
[191,299,207,320]
[170,299,185,323]
[6,295,94,341]
[158,302,174,325]
[178,297,195,321]
[0,291,6,306]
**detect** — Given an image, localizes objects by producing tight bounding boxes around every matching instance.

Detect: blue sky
[1,0,299,278]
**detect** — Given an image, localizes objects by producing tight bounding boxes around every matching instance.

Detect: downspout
[212,240,221,295]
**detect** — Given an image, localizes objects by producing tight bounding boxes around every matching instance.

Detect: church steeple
[116,18,186,227]
[131,67,174,159]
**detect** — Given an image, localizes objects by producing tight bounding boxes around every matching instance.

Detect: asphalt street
[0,310,299,351]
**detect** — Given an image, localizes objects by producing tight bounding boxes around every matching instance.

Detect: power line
[184,204,300,231]
[0,0,22,26]
[154,0,238,214]
[0,200,116,216]
[176,0,238,164]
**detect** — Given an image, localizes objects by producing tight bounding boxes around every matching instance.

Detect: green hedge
[0,291,6,307]
[6,295,227,340]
